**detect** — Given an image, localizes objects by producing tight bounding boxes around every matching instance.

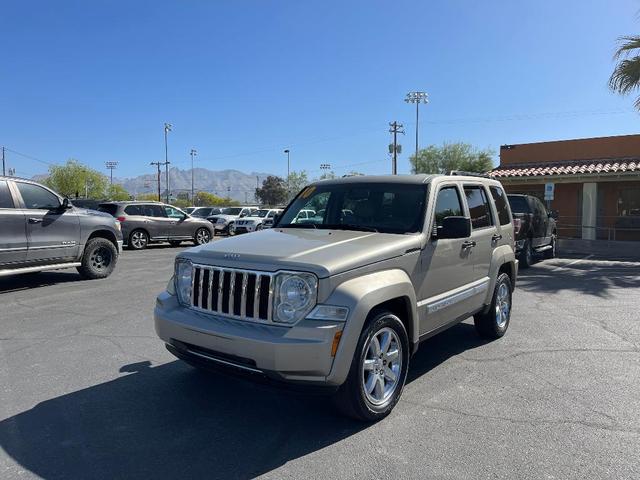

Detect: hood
[182,228,421,278]
[210,214,236,221]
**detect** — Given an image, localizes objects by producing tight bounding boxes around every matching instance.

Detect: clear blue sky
[2,0,640,180]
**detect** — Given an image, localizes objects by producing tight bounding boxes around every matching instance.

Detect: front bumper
[154,292,344,386]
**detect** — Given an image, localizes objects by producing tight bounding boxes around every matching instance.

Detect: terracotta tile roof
[489,157,640,178]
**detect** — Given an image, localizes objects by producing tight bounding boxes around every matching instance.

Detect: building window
[618,188,640,217]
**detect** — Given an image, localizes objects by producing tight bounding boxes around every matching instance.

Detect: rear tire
[474,273,512,339]
[544,234,557,259]
[129,229,149,250]
[77,238,118,280]
[194,227,211,245]
[333,310,409,422]
[519,239,534,268]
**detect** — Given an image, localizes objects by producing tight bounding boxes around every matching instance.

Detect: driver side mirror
[61,197,72,210]
[432,216,471,240]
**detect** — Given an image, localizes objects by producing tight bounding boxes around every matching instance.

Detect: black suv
[0,176,123,279]
[507,194,557,267]
[98,202,214,250]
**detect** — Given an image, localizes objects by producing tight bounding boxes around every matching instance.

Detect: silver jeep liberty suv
[155,174,518,421]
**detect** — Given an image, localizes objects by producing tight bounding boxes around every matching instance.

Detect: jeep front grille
[190,265,273,322]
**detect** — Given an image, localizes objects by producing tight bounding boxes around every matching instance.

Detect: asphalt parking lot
[1,243,639,480]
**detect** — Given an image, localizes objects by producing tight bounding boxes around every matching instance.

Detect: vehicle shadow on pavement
[0,271,83,293]
[516,259,640,298]
[0,323,488,480]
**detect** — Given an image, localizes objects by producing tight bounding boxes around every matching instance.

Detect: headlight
[272,272,318,324]
[217,218,226,224]
[175,258,193,305]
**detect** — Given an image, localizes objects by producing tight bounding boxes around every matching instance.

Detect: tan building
[489,134,640,242]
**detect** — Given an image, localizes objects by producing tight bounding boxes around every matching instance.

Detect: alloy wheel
[361,326,403,406]
[131,231,147,249]
[90,246,112,270]
[495,282,511,329]
[196,228,211,244]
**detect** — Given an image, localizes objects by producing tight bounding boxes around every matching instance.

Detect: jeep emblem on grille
[224,253,240,259]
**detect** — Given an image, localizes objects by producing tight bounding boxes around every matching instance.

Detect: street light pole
[190,148,197,202]
[284,149,290,198]
[105,161,118,186]
[164,123,172,203]
[404,91,429,164]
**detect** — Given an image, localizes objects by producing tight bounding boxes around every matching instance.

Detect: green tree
[107,184,131,201]
[194,191,227,206]
[136,192,160,201]
[318,170,336,180]
[609,35,640,108]
[255,175,287,206]
[44,159,109,199]
[410,142,494,175]
[287,170,309,197]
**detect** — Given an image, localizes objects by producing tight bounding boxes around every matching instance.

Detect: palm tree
[609,36,640,109]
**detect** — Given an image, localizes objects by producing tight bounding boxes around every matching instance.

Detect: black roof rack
[448,170,490,178]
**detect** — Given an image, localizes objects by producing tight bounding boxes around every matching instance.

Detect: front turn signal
[331,330,343,357]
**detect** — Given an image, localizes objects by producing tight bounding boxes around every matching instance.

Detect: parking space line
[551,254,594,272]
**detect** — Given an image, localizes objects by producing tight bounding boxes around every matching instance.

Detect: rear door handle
[28,218,42,224]
[492,234,503,242]
[462,240,476,249]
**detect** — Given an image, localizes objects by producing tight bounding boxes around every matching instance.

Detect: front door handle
[462,240,476,249]
[492,234,503,242]
[28,218,43,224]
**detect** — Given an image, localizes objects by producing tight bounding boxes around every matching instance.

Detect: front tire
[473,272,513,339]
[77,238,118,280]
[333,311,409,422]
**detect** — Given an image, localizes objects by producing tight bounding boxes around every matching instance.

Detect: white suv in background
[233,208,283,234]
[208,206,259,235]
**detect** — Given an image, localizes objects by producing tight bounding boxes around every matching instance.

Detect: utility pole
[105,161,118,186]
[1,147,5,176]
[190,148,197,202]
[404,91,429,163]
[320,163,331,179]
[388,122,404,175]
[150,161,162,201]
[164,123,172,203]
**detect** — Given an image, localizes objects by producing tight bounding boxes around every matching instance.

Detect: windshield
[254,209,270,217]
[221,207,242,215]
[508,196,530,213]
[185,207,195,214]
[277,183,427,234]
[190,208,210,217]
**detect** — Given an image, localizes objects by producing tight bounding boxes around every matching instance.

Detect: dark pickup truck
[507,194,557,268]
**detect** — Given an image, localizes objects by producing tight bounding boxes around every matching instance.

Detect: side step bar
[0,262,81,277]
[535,244,553,252]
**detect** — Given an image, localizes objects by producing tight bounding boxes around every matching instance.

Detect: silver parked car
[0,176,123,279]
[98,201,214,250]
[155,174,517,420]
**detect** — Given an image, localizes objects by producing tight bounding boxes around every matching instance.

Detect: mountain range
[118,167,275,202]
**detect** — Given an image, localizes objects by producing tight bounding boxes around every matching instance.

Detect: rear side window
[146,205,167,217]
[489,186,511,226]
[124,205,142,215]
[97,204,118,216]
[507,196,530,213]
[16,182,60,209]
[434,186,463,227]
[0,181,14,208]
[464,185,493,229]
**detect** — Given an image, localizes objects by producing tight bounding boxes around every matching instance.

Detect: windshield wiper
[319,224,379,233]
[277,223,317,229]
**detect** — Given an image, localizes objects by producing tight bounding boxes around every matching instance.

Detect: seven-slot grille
[191,265,273,322]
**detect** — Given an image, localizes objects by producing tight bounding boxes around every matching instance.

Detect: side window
[164,206,184,218]
[124,205,141,215]
[434,186,463,227]
[17,182,60,209]
[464,185,494,229]
[489,186,512,226]
[0,181,15,208]
[148,205,167,217]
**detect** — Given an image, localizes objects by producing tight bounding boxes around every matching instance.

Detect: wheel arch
[323,269,418,386]
[86,229,118,251]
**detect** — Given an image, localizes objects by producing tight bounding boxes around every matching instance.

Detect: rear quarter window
[124,205,142,215]
[489,186,512,226]
[507,196,530,213]
[0,180,14,208]
[98,204,118,216]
